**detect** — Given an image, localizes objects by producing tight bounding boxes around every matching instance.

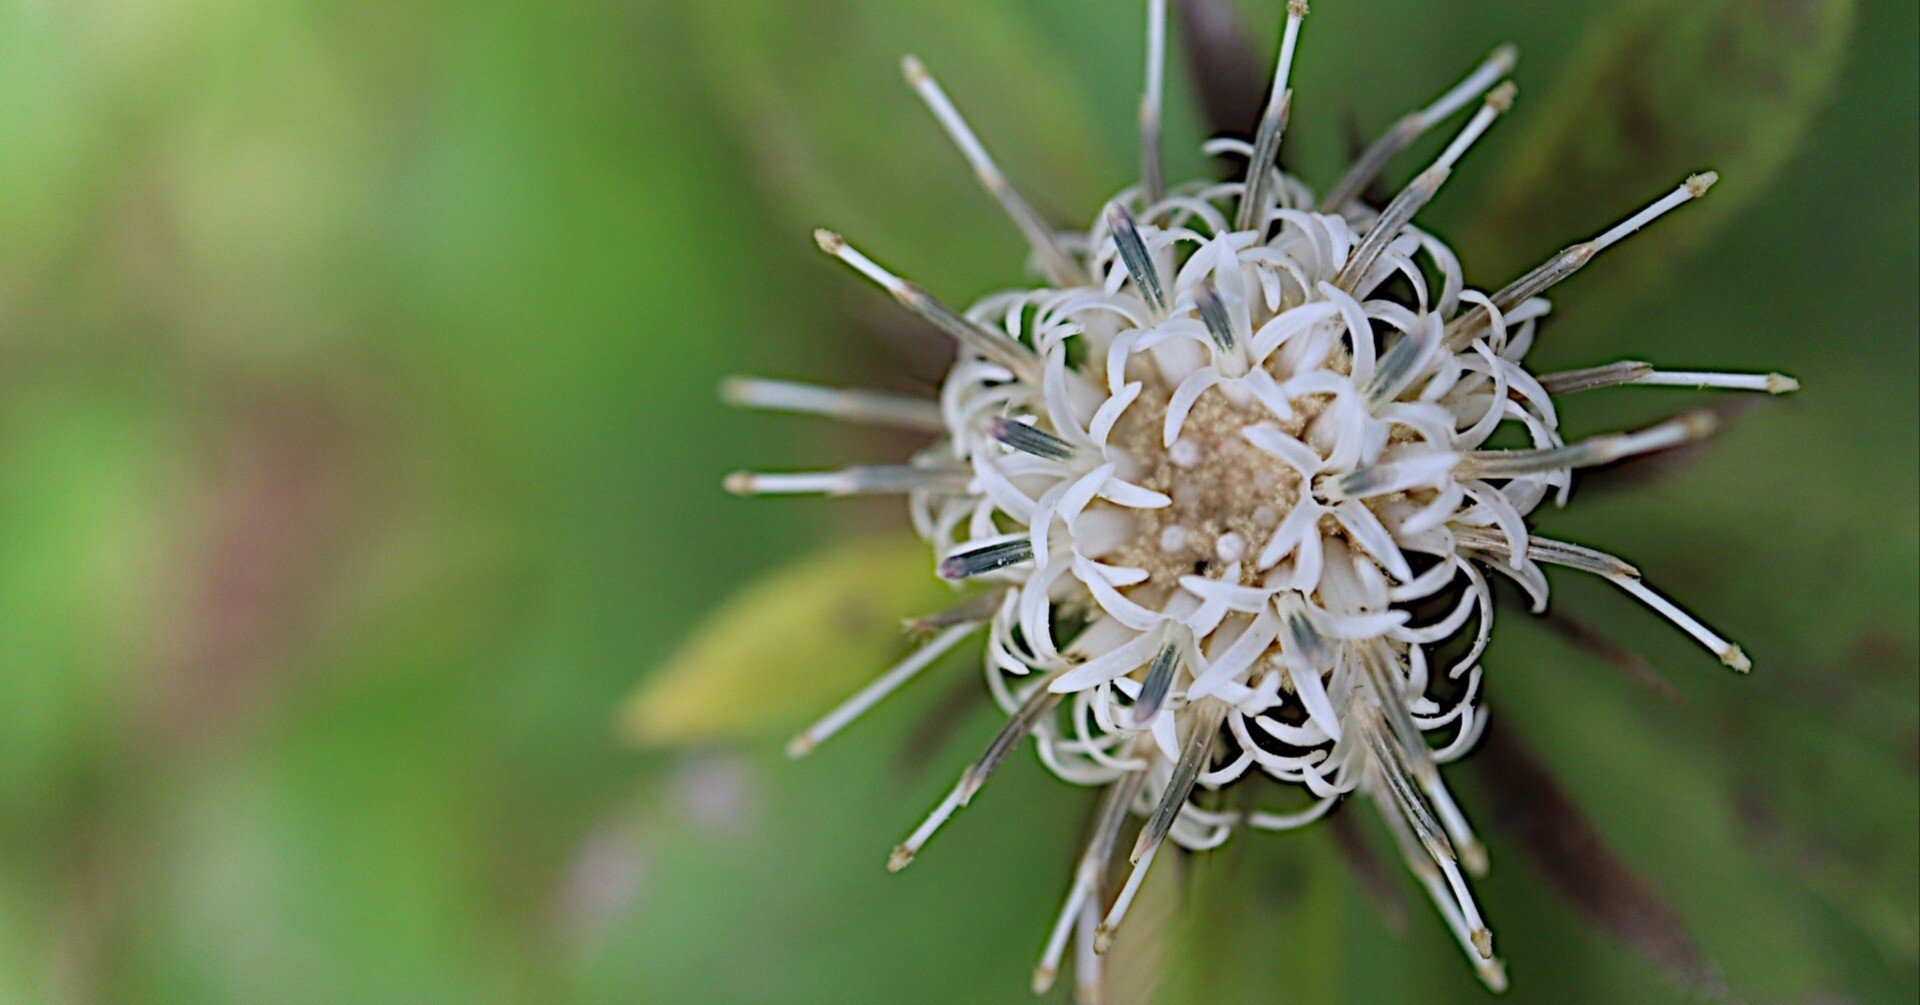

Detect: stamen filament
[724,465,970,497]
[938,535,1036,580]
[1459,411,1717,478]
[889,775,969,872]
[1335,83,1514,292]
[1035,762,1148,993]
[1130,697,1228,863]
[1129,641,1182,726]
[1234,0,1308,232]
[1140,0,1168,203]
[788,623,981,757]
[901,56,1086,286]
[1193,277,1236,352]
[1541,362,1799,395]
[721,376,944,431]
[816,230,1041,381]
[1446,173,1717,349]
[1607,574,1750,672]
[988,416,1079,461]
[1321,44,1516,210]
[1107,205,1168,315]
[959,669,1067,802]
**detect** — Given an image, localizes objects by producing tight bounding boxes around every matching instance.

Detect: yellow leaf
[625,534,957,747]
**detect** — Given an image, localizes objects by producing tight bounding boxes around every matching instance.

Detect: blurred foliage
[1463,0,1855,312]
[0,0,1907,1003]
[625,534,948,747]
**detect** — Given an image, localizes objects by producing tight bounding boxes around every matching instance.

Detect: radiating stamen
[1372,770,1506,988]
[889,775,968,872]
[721,376,946,431]
[788,623,982,757]
[1607,574,1750,672]
[1129,641,1182,726]
[959,669,1066,803]
[1321,43,1517,211]
[815,230,1041,382]
[1282,602,1327,667]
[938,535,1036,580]
[1537,360,1656,395]
[1445,173,1717,350]
[1594,171,1719,249]
[1458,410,1717,479]
[1234,0,1307,233]
[901,56,1086,286]
[1107,205,1167,315]
[1139,0,1169,203]
[1361,316,1442,406]
[1362,713,1454,866]
[903,588,1010,634]
[1453,527,1750,671]
[1129,697,1227,864]
[1453,527,1641,579]
[1192,277,1236,352]
[1094,841,1157,955]
[987,416,1079,461]
[1097,701,1225,953]
[1334,82,1514,292]
[1631,369,1800,394]
[1034,762,1148,995]
[1359,643,1436,784]
[1423,772,1488,878]
[1320,452,1461,502]
[724,464,971,497]
[1366,714,1494,964]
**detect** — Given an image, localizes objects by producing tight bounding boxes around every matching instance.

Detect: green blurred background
[0,0,1912,1001]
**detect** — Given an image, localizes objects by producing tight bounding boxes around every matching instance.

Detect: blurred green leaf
[1463,0,1853,309]
[691,0,1127,297]
[582,688,1083,1003]
[1157,826,1345,1002]
[626,535,950,747]
[1490,608,1912,1002]
[1101,848,1186,1005]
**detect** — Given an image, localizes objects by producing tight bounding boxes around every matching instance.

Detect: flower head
[725,1,1795,996]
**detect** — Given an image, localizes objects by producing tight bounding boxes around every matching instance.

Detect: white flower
[724,1,1796,996]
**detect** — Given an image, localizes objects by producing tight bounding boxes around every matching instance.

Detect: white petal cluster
[725,2,1794,996]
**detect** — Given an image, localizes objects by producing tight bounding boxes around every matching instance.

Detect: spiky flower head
[725,1,1795,996]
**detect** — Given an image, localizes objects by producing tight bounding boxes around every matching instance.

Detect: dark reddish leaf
[1474,720,1728,998]
[1176,0,1268,141]
[1577,397,1759,497]
[1329,809,1411,934]
[895,669,992,781]
[1539,608,1685,706]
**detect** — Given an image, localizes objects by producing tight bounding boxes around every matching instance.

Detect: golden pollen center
[1106,385,1327,590]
